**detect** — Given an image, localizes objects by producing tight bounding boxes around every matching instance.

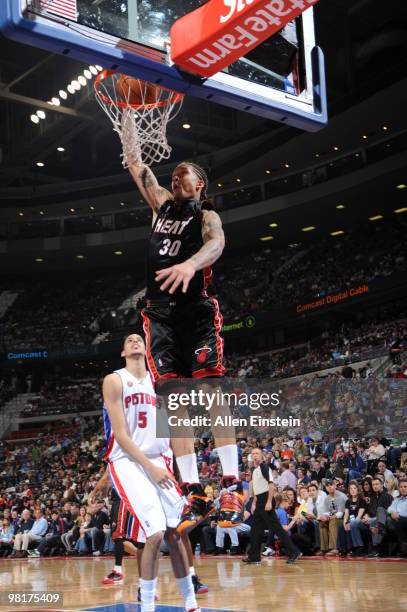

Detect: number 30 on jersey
[159,239,182,257]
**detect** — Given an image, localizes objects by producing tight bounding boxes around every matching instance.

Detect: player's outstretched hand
[155,261,195,294]
[147,464,177,489]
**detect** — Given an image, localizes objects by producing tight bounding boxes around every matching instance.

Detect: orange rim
[94,69,184,110]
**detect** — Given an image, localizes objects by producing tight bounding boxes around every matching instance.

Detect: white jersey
[103,367,169,461]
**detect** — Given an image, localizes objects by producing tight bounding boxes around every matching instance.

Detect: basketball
[116,75,158,106]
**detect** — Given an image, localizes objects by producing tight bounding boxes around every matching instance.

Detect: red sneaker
[217,477,245,529]
[102,570,124,585]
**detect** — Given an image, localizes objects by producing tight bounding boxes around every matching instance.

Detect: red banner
[170,0,320,78]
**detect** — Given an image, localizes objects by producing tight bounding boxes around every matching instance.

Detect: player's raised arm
[128,163,172,214]
[103,374,175,488]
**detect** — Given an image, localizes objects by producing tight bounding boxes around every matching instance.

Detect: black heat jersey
[146,198,213,302]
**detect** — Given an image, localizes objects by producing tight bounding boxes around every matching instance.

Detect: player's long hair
[179,161,215,210]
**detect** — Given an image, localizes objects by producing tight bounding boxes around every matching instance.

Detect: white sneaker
[262,547,275,557]
[93,550,101,556]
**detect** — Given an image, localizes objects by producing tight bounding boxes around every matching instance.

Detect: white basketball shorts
[108,453,185,538]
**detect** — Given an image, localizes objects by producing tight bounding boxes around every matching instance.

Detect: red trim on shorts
[141,309,160,382]
[108,462,146,536]
[161,453,184,497]
[193,297,225,378]
[104,435,115,461]
[129,515,141,542]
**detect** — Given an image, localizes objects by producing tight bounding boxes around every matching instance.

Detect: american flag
[38,0,78,21]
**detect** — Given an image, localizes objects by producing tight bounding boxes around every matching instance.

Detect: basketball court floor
[1,555,406,612]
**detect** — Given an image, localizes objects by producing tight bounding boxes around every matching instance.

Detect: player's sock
[114,565,122,574]
[189,566,196,577]
[176,453,200,484]
[177,575,197,611]
[216,444,239,479]
[140,577,157,612]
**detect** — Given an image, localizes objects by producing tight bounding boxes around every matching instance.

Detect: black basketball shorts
[141,297,226,379]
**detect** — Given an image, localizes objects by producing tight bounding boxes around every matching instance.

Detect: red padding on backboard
[170,0,320,78]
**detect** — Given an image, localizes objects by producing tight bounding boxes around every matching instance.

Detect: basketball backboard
[0,1,327,131]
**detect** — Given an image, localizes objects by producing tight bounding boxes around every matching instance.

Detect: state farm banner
[170,0,320,77]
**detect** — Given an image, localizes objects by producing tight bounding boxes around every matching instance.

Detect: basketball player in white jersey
[102,333,200,612]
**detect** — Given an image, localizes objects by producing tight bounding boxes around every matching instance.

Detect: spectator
[377,461,396,483]
[339,481,367,557]
[29,510,67,557]
[354,477,393,557]
[11,508,47,558]
[311,460,326,483]
[278,462,298,490]
[365,438,386,474]
[319,480,348,556]
[347,447,365,481]
[387,478,407,556]
[0,517,15,557]
[75,502,109,556]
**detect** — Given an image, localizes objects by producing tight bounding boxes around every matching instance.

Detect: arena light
[78,75,87,86]
[383,125,388,131]
[394,207,407,214]
[89,205,95,211]
[35,258,44,262]
[396,184,407,190]
[96,65,103,72]
[84,69,92,79]
[120,202,125,206]
[217,183,222,187]
[333,146,339,151]
[260,236,273,241]
[302,226,316,232]
[114,250,123,255]
[36,162,45,167]
[59,89,68,100]
[182,123,191,129]
[57,147,65,152]
[336,204,345,209]
[71,80,81,91]
[36,110,46,119]
[266,170,271,174]
[369,215,383,221]
[284,163,290,168]
[236,178,241,183]
[76,254,85,259]
[269,223,278,228]
[51,97,60,106]
[18,211,24,217]
[330,230,344,236]
[69,208,75,213]
[67,84,75,95]
[89,65,98,75]
[30,114,40,124]
[315,153,320,158]
[362,135,368,140]
[39,211,44,215]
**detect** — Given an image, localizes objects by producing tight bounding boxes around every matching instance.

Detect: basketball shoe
[102,570,124,585]
[192,574,209,594]
[217,476,245,529]
[176,483,215,535]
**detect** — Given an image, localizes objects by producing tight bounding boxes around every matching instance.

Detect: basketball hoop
[94,70,184,167]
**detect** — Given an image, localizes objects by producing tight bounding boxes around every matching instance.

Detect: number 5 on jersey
[138,411,147,428]
[159,239,181,257]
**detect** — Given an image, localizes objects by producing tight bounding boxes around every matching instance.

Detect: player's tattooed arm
[155,210,224,295]
[188,210,225,271]
[128,163,172,214]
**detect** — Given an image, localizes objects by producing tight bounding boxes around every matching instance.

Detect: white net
[94,71,184,167]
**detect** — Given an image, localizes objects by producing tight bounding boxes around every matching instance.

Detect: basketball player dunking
[102,333,200,612]
[127,160,243,531]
